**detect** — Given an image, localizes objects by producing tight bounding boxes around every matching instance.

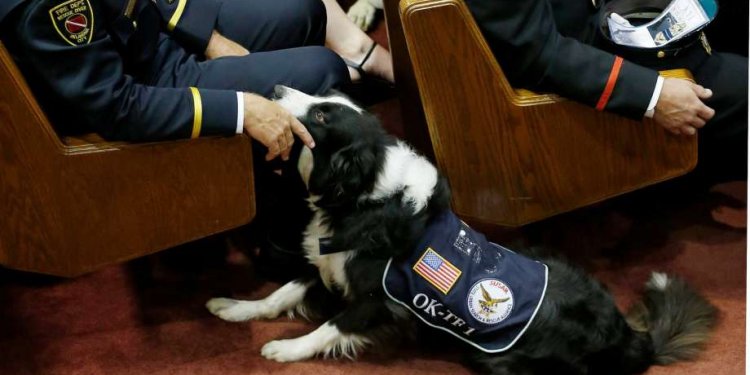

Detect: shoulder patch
[49,0,94,46]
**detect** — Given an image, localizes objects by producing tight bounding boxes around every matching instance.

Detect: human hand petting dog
[204,33,313,162]
[242,93,315,161]
[205,30,249,59]
[654,78,715,136]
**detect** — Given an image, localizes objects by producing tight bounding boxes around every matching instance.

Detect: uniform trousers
[150,0,349,98]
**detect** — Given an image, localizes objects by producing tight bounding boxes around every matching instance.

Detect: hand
[205,30,249,60]
[242,93,315,161]
[653,78,715,136]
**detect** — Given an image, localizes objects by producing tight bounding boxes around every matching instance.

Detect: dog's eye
[314,110,326,123]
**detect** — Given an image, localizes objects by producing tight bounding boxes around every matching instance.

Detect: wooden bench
[0,43,255,277]
[384,0,697,226]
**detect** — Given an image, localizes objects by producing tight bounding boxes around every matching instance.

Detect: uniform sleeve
[18,0,237,142]
[465,0,659,119]
[152,0,220,54]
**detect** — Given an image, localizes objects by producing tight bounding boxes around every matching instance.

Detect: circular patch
[64,14,87,34]
[467,279,514,325]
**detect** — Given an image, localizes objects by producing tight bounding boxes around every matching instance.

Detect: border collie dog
[207,86,717,375]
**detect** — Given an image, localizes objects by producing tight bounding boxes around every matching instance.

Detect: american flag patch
[413,248,462,294]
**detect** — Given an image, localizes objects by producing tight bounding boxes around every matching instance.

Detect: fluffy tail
[626,272,718,365]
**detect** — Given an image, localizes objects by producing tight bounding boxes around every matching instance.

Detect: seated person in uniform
[465,0,747,185]
[0,0,393,161]
[0,0,395,262]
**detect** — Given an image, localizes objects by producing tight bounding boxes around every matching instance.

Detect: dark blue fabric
[0,0,26,23]
[319,237,336,255]
[383,211,548,353]
[465,0,659,119]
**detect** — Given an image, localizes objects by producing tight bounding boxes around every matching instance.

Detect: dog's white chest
[302,210,353,297]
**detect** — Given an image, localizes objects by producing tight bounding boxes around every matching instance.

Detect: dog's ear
[327,141,378,199]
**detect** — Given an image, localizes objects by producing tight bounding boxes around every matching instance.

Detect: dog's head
[274,85,391,207]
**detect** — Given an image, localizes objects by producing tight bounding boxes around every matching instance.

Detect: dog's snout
[273,85,288,100]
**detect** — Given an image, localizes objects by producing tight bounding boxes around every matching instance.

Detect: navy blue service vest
[383,211,548,353]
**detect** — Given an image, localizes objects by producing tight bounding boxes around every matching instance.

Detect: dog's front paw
[261,339,315,363]
[206,298,269,322]
[347,0,376,31]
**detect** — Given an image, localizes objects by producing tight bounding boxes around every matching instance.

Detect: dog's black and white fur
[207,87,717,374]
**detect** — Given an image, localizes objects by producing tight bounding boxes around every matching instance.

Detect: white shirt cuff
[644,76,664,118]
[235,92,244,134]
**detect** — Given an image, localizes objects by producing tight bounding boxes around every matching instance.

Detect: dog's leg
[261,298,391,362]
[287,278,345,321]
[261,320,370,362]
[206,278,315,322]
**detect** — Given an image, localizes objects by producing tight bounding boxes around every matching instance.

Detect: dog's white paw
[261,339,315,362]
[206,298,270,322]
[347,0,376,31]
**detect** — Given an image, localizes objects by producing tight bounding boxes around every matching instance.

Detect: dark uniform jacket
[465,0,660,119]
[1,0,238,141]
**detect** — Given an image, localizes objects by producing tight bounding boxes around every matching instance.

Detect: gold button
[657,51,666,58]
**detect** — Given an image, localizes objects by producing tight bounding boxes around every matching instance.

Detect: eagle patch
[49,0,94,46]
[467,279,514,325]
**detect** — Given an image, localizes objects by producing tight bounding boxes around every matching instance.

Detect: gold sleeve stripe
[168,0,187,31]
[189,87,203,139]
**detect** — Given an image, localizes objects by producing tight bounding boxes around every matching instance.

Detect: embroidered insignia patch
[467,279,514,325]
[413,248,462,294]
[49,0,94,46]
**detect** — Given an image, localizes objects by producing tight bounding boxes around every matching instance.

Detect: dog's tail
[625,272,718,366]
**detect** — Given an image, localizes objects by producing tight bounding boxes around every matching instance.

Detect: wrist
[645,76,664,118]
[205,30,220,59]
[205,30,249,60]
[242,92,262,111]
[242,93,264,130]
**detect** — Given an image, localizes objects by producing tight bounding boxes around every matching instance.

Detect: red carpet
[0,181,745,375]
[0,11,746,375]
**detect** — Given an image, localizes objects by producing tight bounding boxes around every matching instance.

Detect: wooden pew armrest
[0,41,256,276]
[513,69,695,106]
[62,133,246,155]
